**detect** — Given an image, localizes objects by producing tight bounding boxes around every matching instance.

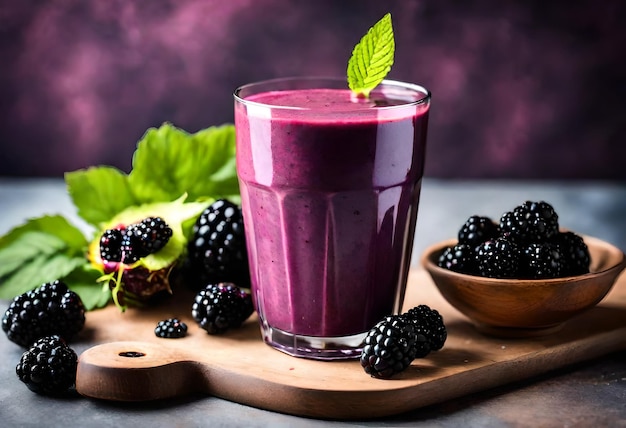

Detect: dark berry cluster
[154,318,188,339]
[360,305,447,379]
[192,282,254,335]
[437,201,591,279]
[99,217,173,264]
[16,335,78,396]
[2,280,85,348]
[186,199,250,289]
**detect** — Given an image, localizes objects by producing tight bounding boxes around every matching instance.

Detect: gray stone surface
[1,178,625,427]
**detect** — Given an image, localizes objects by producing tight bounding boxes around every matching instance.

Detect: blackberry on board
[16,335,78,396]
[360,315,418,379]
[2,280,85,348]
[476,237,520,278]
[458,215,499,248]
[405,305,447,352]
[521,242,563,279]
[499,201,559,243]
[154,318,188,339]
[192,283,254,335]
[437,244,478,275]
[555,231,591,276]
[187,199,251,288]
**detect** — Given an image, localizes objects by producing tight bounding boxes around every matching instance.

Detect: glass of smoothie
[234,77,430,360]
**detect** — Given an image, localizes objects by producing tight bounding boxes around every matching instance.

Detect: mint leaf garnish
[347,12,395,98]
[65,166,137,229]
[129,123,239,205]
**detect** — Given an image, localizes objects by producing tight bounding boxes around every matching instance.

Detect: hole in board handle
[119,351,146,358]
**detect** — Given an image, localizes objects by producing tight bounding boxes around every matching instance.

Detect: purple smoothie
[235,81,430,342]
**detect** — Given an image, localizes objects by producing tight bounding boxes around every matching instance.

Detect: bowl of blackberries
[422,201,626,337]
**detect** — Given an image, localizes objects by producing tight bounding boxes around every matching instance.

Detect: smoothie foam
[236,86,429,338]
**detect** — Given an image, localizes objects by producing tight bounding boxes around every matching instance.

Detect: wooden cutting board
[76,268,626,420]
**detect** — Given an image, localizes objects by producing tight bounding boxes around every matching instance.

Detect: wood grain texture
[76,268,626,420]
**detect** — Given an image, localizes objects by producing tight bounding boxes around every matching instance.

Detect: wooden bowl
[421,235,626,337]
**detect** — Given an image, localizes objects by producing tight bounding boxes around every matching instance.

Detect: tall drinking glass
[234,77,430,360]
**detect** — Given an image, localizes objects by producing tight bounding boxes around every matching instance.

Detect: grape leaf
[347,12,395,98]
[128,123,239,204]
[65,166,138,229]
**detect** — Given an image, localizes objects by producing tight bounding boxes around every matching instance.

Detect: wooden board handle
[76,341,207,401]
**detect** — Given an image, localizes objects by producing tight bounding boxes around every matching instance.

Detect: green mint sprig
[347,12,395,98]
[0,123,239,310]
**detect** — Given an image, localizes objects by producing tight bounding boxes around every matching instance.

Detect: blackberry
[360,315,418,379]
[405,305,447,352]
[187,199,250,288]
[555,231,591,276]
[2,280,85,348]
[476,237,520,278]
[458,215,499,248]
[120,227,141,264]
[499,201,559,243]
[192,283,254,335]
[154,318,188,339]
[99,228,125,262]
[16,335,78,396]
[120,217,173,264]
[521,242,563,279]
[437,244,478,275]
[134,217,173,254]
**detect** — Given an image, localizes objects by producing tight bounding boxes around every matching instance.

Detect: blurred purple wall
[1,0,625,179]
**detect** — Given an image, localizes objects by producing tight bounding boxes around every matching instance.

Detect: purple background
[1,0,625,179]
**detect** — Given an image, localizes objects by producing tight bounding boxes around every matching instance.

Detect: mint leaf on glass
[347,12,395,98]
[128,123,239,205]
[65,166,137,229]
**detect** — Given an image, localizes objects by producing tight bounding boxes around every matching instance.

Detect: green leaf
[99,195,209,271]
[64,265,111,310]
[0,215,88,250]
[65,166,138,228]
[0,252,86,299]
[347,12,395,98]
[128,123,239,204]
[0,231,67,279]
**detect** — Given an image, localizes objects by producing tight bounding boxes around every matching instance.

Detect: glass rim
[233,76,431,111]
